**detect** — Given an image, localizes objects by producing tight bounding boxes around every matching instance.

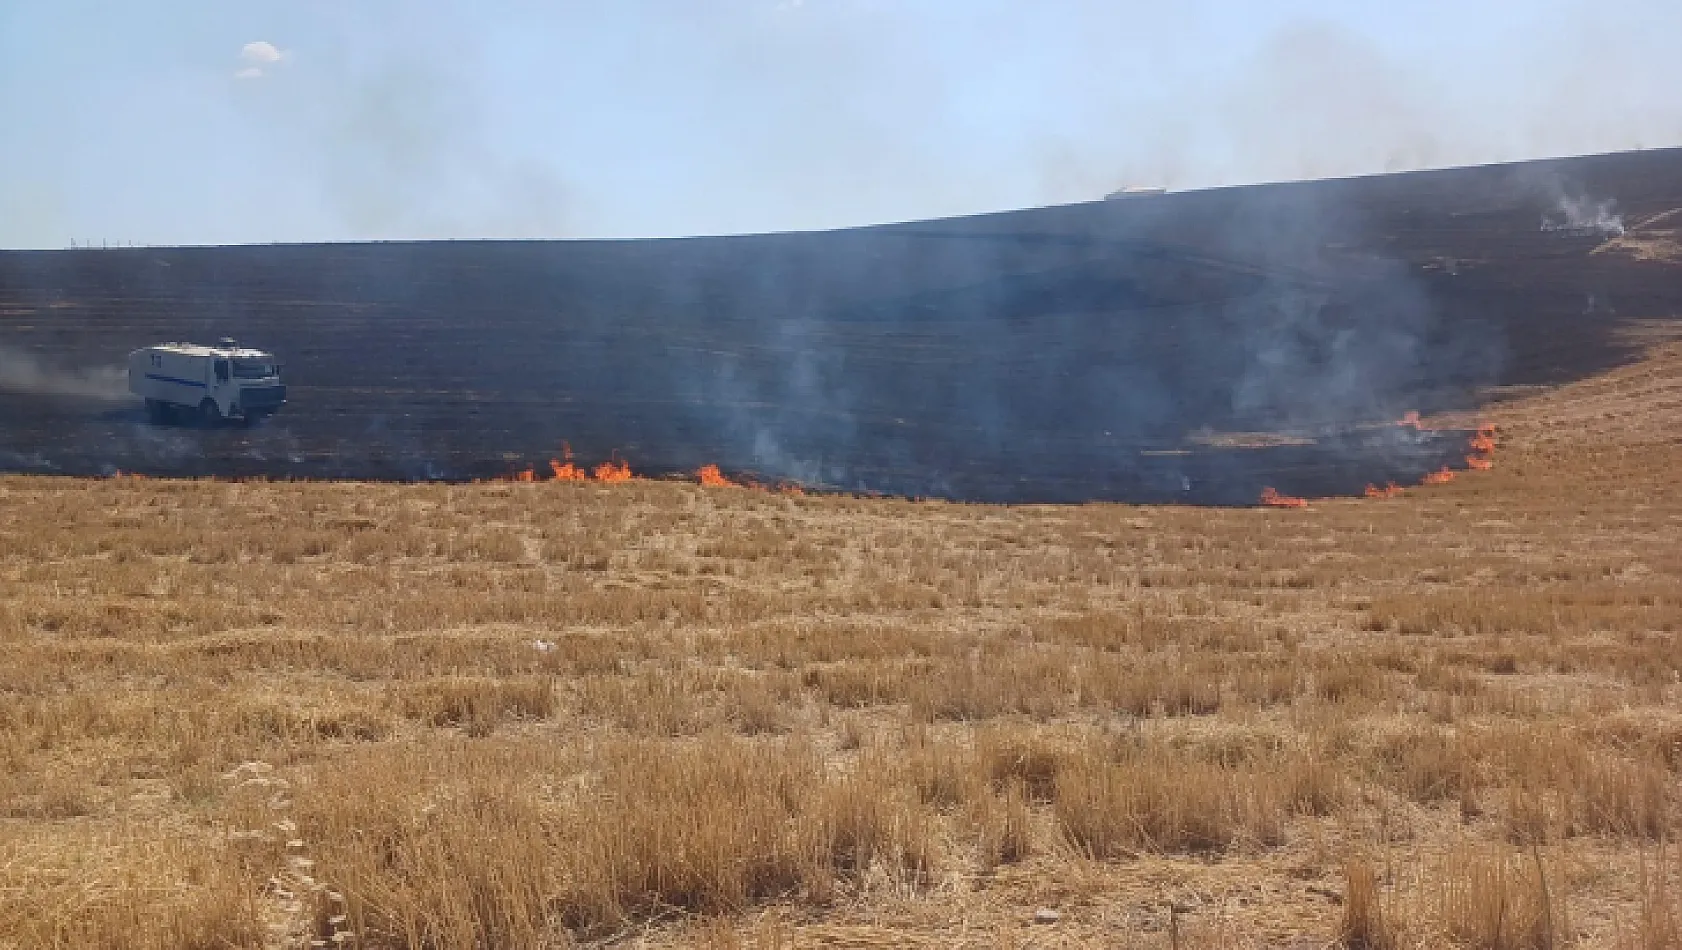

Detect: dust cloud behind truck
[127,339,287,425]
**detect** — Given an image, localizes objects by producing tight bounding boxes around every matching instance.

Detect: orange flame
[1260,486,1308,508]
[547,442,588,481]
[1422,467,1455,485]
[697,464,738,488]
[496,443,636,484]
[493,449,811,492]
[690,464,810,495]
[1398,410,1422,429]
[1364,482,1402,499]
[593,457,633,483]
[549,459,587,481]
[1465,421,1496,472]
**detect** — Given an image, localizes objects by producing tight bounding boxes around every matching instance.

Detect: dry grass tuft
[1340,857,1398,950]
[391,675,556,735]
[1433,846,1569,950]
[1619,844,1682,950]
[1052,740,1314,856]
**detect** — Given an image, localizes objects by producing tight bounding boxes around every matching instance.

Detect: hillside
[3,148,1681,502]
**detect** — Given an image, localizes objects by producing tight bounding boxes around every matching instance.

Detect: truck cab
[128,339,287,425]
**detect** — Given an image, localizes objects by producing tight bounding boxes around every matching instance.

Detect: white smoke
[0,347,128,400]
[1542,193,1625,237]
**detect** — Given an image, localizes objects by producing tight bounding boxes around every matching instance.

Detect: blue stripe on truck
[144,373,208,389]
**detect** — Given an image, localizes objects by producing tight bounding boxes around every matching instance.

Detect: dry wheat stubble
[3,350,1682,947]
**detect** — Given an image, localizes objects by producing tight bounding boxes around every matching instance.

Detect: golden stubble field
[4,337,1682,950]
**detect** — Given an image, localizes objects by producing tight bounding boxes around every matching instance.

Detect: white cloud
[235,41,287,79]
[241,41,286,66]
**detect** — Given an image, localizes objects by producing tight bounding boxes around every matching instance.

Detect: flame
[1465,421,1496,472]
[549,459,587,481]
[1398,410,1422,429]
[697,464,739,488]
[592,457,633,483]
[1260,486,1308,508]
[695,465,810,496]
[490,448,815,494]
[497,443,635,484]
[1377,418,1494,497]
[546,442,587,481]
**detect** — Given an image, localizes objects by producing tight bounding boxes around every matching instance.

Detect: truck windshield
[232,359,276,379]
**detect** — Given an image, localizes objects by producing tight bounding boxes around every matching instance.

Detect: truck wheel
[199,399,220,427]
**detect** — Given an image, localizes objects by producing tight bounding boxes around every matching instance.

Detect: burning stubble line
[496,449,807,496]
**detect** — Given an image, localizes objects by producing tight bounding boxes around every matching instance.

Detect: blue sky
[1,0,1679,247]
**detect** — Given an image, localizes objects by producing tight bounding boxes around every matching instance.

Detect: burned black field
[3,148,1681,503]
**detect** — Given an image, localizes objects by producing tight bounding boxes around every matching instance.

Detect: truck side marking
[143,373,209,389]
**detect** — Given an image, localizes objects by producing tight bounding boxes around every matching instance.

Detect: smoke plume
[0,347,127,400]
[1542,192,1626,237]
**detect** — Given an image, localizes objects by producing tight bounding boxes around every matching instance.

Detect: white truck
[127,339,287,425]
